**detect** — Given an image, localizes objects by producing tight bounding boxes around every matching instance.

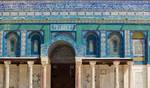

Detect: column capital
[75,57,82,62]
[113,61,120,66]
[75,57,82,66]
[127,61,134,66]
[41,56,49,63]
[4,60,11,65]
[147,64,150,66]
[90,61,96,66]
[27,61,34,67]
[41,61,48,66]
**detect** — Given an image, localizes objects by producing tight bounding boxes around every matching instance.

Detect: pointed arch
[48,40,75,63]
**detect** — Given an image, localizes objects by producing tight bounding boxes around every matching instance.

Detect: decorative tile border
[0,12,150,17]
[0,31,3,56]
[0,18,150,24]
[101,31,106,57]
[21,30,26,56]
[0,1,150,12]
[125,30,131,57]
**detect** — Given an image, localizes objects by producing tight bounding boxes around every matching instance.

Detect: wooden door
[51,64,75,88]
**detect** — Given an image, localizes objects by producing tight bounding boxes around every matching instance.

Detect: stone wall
[132,65,147,88]
[0,64,149,88]
[96,65,115,88]
[81,65,149,88]
[82,65,117,88]
[82,65,91,88]
[0,64,50,88]
[18,64,28,88]
[119,65,124,88]
[10,65,19,88]
[33,65,42,88]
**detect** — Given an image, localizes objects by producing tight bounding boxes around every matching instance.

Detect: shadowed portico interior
[48,41,75,88]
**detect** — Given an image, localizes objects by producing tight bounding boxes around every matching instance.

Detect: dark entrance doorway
[49,42,75,88]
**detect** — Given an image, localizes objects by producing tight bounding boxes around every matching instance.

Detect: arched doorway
[49,41,75,88]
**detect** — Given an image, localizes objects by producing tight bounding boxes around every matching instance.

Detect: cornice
[0,19,150,24]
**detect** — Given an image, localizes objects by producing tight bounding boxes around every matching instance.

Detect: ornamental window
[31,33,41,55]
[108,32,123,57]
[6,32,20,57]
[28,31,44,56]
[86,33,98,56]
[132,32,145,57]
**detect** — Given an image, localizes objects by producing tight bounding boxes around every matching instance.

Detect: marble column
[4,61,11,88]
[90,61,96,88]
[127,61,133,88]
[41,61,48,88]
[113,61,120,88]
[27,61,34,88]
[49,64,51,88]
[75,59,82,88]
[147,65,150,88]
[123,64,129,88]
